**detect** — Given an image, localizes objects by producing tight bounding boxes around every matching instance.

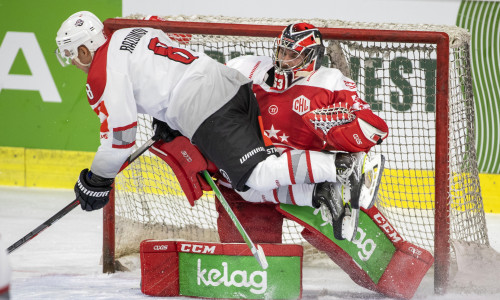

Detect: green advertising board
[0,0,121,152]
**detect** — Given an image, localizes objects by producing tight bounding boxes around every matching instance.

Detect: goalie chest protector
[140,240,303,299]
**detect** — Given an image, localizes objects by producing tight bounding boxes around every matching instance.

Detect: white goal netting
[104,15,491,290]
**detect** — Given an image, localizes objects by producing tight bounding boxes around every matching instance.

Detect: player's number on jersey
[86,84,94,100]
[275,78,284,90]
[148,37,199,64]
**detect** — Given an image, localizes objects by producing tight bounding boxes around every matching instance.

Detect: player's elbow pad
[326,110,388,152]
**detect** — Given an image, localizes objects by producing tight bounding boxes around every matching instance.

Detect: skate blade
[359,154,385,209]
[341,207,359,241]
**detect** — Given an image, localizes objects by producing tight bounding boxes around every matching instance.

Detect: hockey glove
[74,168,114,211]
[324,109,388,152]
[152,118,182,142]
[303,106,388,152]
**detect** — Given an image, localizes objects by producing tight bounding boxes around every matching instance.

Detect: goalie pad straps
[149,137,212,206]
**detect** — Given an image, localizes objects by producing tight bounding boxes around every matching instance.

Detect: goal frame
[101,18,451,293]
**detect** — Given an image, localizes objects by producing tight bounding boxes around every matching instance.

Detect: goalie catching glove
[74,168,114,211]
[303,103,388,153]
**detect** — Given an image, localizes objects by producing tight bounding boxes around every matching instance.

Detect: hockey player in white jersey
[55,11,378,240]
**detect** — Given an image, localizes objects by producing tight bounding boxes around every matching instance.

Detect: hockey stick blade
[201,170,268,269]
[253,244,269,270]
[6,138,158,254]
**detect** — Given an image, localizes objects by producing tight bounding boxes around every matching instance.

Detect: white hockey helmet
[55,11,107,67]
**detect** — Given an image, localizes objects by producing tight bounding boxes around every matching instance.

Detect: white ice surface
[1,186,500,300]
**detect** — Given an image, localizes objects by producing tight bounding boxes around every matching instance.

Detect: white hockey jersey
[86,28,250,178]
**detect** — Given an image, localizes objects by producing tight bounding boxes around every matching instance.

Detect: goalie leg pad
[277,204,433,300]
[149,137,210,206]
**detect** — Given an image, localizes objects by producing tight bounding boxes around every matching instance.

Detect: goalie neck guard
[272,23,325,90]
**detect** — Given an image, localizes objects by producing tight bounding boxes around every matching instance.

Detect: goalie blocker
[149,136,216,205]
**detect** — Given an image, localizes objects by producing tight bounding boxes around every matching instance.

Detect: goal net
[101,15,489,293]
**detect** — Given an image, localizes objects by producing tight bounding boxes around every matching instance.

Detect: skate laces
[336,153,365,188]
[319,204,333,224]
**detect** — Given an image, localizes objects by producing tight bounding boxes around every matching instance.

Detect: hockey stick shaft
[201,170,268,269]
[7,138,157,254]
[7,199,80,254]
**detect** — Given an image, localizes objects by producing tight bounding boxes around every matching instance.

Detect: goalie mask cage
[101,16,489,294]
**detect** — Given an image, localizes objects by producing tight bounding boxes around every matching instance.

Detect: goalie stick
[6,138,157,254]
[202,170,269,270]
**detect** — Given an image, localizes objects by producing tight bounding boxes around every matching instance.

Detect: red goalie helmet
[273,23,325,78]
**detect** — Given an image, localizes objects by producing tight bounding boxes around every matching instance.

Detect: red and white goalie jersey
[86,28,250,178]
[226,56,388,153]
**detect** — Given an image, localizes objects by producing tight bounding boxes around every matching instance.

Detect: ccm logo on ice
[180,243,216,254]
[197,259,267,294]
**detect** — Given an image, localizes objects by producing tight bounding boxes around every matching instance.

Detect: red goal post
[101,16,487,294]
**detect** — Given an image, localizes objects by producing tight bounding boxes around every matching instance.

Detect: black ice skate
[334,152,385,241]
[312,181,348,240]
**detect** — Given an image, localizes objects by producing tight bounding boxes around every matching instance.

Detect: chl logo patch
[292,95,310,116]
